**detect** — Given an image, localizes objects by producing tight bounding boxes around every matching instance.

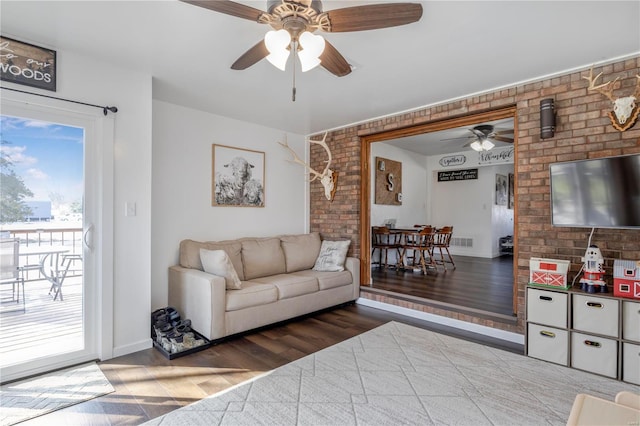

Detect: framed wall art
[495,174,507,206]
[0,36,57,91]
[374,157,402,205]
[508,172,515,209]
[212,144,265,207]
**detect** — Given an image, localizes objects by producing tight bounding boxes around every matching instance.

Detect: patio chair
[0,239,25,312]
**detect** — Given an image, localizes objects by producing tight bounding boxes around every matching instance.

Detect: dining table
[387,226,439,272]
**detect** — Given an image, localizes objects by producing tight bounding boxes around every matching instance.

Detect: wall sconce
[540,98,556,139]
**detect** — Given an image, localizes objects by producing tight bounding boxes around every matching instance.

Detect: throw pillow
[313,240,351,272]
[200,248,242,290]
[280,232,322,273]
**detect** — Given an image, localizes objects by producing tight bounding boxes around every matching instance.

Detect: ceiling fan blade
[231,40,269,70]
[440,135,473,142]
[320,40,351,77]
[181,0,265,22]
[492,136,514,143]
[325,3,423,32]
[493,129,514,136]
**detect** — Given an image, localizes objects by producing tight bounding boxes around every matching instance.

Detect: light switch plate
[125,202,136,217]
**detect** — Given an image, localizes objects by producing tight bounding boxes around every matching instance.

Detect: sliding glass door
[0,98,109,382]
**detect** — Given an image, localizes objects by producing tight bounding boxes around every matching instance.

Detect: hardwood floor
[369,254,515,318]
[20,304,522,425]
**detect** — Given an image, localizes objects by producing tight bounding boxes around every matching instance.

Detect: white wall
[62,51,153,357]
[427,148,514,258]
[151,100,308,310]
[370,143,428,227]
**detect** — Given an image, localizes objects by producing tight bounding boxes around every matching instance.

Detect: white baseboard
[111,338,153,359]
[356,298,524,345]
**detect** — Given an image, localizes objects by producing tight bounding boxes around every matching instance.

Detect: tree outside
[0,141,33,223]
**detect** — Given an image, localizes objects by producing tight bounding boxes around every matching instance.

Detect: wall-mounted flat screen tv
[550,154,640,228]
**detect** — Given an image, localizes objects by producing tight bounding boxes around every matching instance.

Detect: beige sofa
[567,391,640,425]
[168,232,360,341]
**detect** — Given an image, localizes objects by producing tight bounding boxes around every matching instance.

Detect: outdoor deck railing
[2,227,83,282]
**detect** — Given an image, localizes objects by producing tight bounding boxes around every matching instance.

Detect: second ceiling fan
[181,0,423,77]
[442,124,515,152]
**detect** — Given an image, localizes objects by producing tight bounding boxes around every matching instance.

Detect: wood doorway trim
[359,105,519,314]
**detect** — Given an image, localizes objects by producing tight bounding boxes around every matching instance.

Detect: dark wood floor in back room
[21,304,523,425]
[369,254,515,317]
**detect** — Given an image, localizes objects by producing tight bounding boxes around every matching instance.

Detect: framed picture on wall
[508,173,515,209]
[212,144,265,207]
[495,174,507,206]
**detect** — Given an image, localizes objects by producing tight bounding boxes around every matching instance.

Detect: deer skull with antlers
[279,132,338,201]
[583,67,640,131]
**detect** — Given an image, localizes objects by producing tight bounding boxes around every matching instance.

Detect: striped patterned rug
[0,362,114,426]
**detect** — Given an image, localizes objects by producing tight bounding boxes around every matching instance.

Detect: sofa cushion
[280,233,322,273]
[290,269,353,290]
[200,249,242,290]
[241,238,286,280]
[179,239,244,280]
[313,240,351,272]
[250,274,319,300]
[226,281,278,312]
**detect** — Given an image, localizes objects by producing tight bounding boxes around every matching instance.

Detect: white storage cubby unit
[526,285,640,385]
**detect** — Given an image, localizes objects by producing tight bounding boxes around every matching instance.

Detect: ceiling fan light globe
[470,141,483,152]
[299,31,325,57]
[266,50,290,71]
[482,140,495,150]
[299,50,321,72]
[265,29,291,53]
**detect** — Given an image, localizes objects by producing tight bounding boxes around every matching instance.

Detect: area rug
[144,321,639,425]
[0,362,114,426]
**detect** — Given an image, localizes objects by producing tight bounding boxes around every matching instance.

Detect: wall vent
[451,237,473,248]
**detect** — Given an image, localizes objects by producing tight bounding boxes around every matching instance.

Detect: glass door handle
[83,223,94,252]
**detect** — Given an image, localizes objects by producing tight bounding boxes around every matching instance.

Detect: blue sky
[0,115,83,205]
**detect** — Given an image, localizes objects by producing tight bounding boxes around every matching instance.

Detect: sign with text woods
[0,36,56,91]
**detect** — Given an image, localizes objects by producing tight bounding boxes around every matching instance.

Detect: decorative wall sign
[375,156,402,205]
[0,36,56,91]
[438,154,467,168]
[212,144,265,207]
[478,146,514,165]
[495,174,508,206]
[437,168,478,182]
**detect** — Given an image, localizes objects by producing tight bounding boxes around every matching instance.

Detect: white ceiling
[1,0,639,145]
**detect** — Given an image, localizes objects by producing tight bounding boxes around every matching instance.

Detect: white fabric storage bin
[622,342,640,385]
[527,323,568,366]
[571,331,618,378]
[622,301,640,342]
[527,288,567,328]
[572,294,619,338]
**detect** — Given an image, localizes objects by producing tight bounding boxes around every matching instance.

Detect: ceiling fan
[443,124,514,152]
[180,0,423,78]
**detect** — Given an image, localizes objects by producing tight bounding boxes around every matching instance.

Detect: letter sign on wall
[375,156,402,205]
[1,36,57,92]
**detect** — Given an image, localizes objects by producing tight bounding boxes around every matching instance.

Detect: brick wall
[310,57,640,333]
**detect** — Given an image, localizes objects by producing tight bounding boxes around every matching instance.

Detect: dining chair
[0,239,25,312]
[371,226,402,269]
[432,226,456,270]
[401,226,436,274]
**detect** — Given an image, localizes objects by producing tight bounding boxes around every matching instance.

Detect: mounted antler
[583,67,640,131]
[279,132,338,201]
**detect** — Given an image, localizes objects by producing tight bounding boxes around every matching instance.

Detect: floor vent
[451,237,473,248]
